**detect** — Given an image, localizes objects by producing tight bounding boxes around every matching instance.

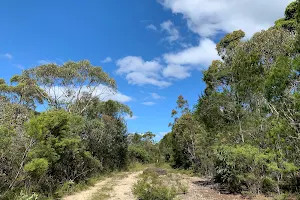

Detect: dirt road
[63,171,269,200]
[63,171,141,200]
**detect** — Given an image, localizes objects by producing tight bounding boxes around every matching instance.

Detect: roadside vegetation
[159,1,300,199]
[132,167,188,200]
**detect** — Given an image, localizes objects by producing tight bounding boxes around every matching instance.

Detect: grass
[132,167,189,200]
[56,161,144,198]
[127,162,152,172]
[112,172,129,180]
[57,170,122,198]
[154,162,194,176]
[89,172,130,200]
[90,184,114,200]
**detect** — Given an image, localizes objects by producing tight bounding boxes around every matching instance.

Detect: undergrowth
[132,167,189,200]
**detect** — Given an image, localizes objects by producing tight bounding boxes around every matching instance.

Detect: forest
[1,1,300,200]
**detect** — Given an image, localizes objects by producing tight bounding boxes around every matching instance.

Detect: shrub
[24,110,101,195]
[214,144,298,194]
[132,168,187,200]
[15,191,39,200]
[24,158,49,178]
[128,145,150,163]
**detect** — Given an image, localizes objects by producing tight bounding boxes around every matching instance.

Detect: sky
[0,0,293,140]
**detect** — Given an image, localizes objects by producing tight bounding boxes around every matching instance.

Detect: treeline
[160,1,300,196]
[0,61,157,199]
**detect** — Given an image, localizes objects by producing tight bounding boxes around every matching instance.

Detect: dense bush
[0,61,133,199]
[127,132,160,164]
[128,145,151,163]
[161,1,300,196]
[24,110,101,196]
[215,145,298,194]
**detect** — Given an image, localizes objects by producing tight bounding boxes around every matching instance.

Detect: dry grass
[90,184,113,200]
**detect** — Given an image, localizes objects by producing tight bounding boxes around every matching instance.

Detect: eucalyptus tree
[21,60,116,113]
[166,1,300,194]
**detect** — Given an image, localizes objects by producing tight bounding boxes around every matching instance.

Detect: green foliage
[265,56,293,102]
[216,30,245,60]
[132,169,177,200]
[127,132,160,164]
[275,1,298,31]
[216,145,271,193]
[24,110,101,196]
[24,158,49,177]
[0,59,133,198]
[23,60,116,111]
[0,101,33,198]
[128,145,150,163]
[84,117,128,170]
[2,1,300,198]
[285,1,298,20]
[159,132,173,163]
[15,191,39,200]
[0,74,47,109]
[214,144,298,193]
[165,2,300,197]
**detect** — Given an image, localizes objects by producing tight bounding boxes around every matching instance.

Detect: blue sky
[0,0,291,140]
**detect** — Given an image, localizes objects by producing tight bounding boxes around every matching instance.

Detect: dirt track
[63,171,141,200]
[63,171,269,200]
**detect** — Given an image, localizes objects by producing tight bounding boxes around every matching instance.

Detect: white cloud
[56,58,65,64]
[38,60,53,65]
[146,24,158,31]
[116,0,291,88]
[106,90,132,103]
[117,56,162,75]
[156,0,292,72]
[45,85,132,103]
[14,64,24,70]
[159,0,292,37]
[163,64,191,79]
[160,20,180,43]
[101,57,112,63]
[2,53,12,59]
[160,0,290,69]
[151,93,165,99]
[142,101,156,106]
[158,131,169,137]
[126,72,171,87]
[163,38,219,67]
[124,115,138,120]
[116,56,171,88]
[38,58,65,65]
[86,85,132,103]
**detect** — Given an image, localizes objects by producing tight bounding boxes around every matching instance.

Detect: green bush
[133,169,177,200]
[24,110,101,195]
[15,191,39,200]
[214,144,298,194]
[128,145,150,163]
[24,158,49,177]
